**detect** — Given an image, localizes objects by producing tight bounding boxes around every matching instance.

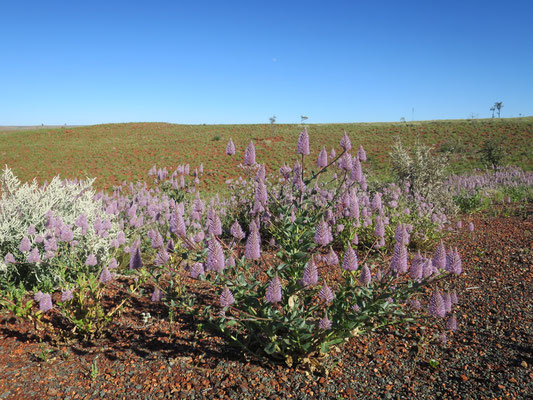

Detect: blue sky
[1,0,532,125]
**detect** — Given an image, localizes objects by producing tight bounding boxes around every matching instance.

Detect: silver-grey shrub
[0,166,120,290]
[390,138,457,215]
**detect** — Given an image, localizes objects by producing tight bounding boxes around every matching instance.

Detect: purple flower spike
[468,222,474,232]
[433,242,447,270]
[410,299,421,310]
[27,225,36,235]
[244,141,257,166]
[151,287,162,302]
[206,235,225,273]
[38,293,53,313]
[326,247,339,266]
[317,147,328,167]
[245,221,261,260]
[318,315,332,330]
[85,254,97,267]
[108,258,118,269]
[410,252,425,280]
[357,146,367,161]
[450,290,458,304]
[446,315,458,331]
[265,275,282,304]
[99,267,113,283]
[155,248,170,266]
[314,218,332,247]
[359,264,372,286]
[374,215,385,238]
[190,262,205,278]
[170,211,187,238]
[27,247,41,263]
[230,220,245,241]
[319,284,335,303]
[130,247,143,270]
[446,248,462,275]
[340,131,352,151]
[4,253,16,264]
[390,243,408,274]
[227,256,236,268]
[428,290,446,318]
[296,128,310,155]
[226,138,236,155]
[302,257,319,287]
[341,244,358,271]
[329,147,336,160]
[19,237,31,252]
[61,289,73,302]
[220,286,235,308]
[395,223,410,246]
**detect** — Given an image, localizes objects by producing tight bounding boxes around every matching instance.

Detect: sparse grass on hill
[1,118,532,192]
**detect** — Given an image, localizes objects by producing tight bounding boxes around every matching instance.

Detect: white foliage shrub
[390,138,457,215]
[0,166,120,290]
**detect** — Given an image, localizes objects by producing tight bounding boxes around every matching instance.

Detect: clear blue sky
[1,0,532,125]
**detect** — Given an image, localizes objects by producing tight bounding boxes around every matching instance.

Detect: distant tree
[494,102,503,118]
[400,117,406,123]
[490,106,495,118]
[269,115,276,134]
[300,115,308,124]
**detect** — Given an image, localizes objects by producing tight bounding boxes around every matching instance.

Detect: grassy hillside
[1,118,532,192]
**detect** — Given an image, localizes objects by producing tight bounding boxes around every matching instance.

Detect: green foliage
[454,192,485,214]
[0,284,34,318]
[479,137,506,168]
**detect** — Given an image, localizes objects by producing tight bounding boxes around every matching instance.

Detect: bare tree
[494,102,503,118]
[300,115,308,124]
[490,106,495,118]
[269,115,276,134]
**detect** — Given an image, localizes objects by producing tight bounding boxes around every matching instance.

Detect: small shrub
[478,137,505,168]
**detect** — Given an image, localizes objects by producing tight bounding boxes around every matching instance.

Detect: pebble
[520,361,528,368]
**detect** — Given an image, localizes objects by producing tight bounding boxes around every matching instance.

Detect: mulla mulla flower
[317,147,328,167]
[390,243,408,274]
[244,141,257,166]
[433,241,447,270]
[27,247,41,263]
[340,131,352,151]
[19,237,31,252]
[265,275,282,304]
[230,220,245,241]
[226,138,236,155]
[429,290,446,318]
[314,218,332,247]
[206,235,225,273]
[319,284,334,303]
[99,267,113,283]
[130,246,143,270]
[318,315,332,330]
[220,286,235,308]
[86,254,97,266]
[245,221,261,260]
[301,257,319,287]
[296,128,310,155]
[357,145,367,161]
[359,264,372,286]
[341,244,358,271]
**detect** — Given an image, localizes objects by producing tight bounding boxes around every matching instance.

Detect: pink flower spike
[226,138,236,156]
